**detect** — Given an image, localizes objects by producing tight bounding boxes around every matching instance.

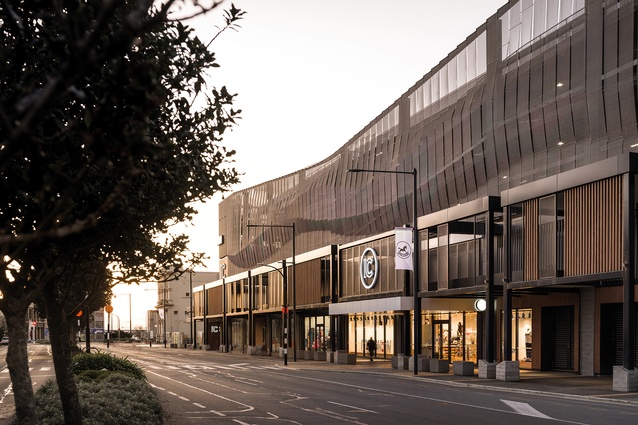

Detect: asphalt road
[105,344,638,425]
[2,343,638,425]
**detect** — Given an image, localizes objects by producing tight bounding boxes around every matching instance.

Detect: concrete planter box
[478,360,496,379]
[429,358,449,373]
[613,366,638,392]
[409,356,430,372]
[326,350,336,363]
[314,351,327,361]
[453,361,475,376]
[248,346,267,356]
[392,354,409,370]
[304,350,313,360]
[496,360,520,382]
[170,343,178,348]
[336,350,356,364]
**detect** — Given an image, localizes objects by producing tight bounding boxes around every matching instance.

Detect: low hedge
[72,352,145,380]
[32,373,162,425]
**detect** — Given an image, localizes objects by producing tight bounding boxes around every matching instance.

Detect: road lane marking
[501,400,551,419]
[178,396,189,401]
[327,401,379,414]
[193,403,206,409]
[146,369,255,414]
[270,371,592,424]
[0,384,12,404]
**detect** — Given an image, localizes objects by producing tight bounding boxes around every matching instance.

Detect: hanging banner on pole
[395,227,413,271]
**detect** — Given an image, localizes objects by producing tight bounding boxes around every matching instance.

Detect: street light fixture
[348,167,421,375]
[247,223,296,361]
[258,261,289,366]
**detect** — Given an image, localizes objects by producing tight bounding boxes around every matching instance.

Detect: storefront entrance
[433,320,449,360]
[426,312,478,363]
[541,306,574,371]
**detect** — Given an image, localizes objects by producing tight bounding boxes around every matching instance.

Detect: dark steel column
[330,245,338,352]
[250,273,255,347]
[203,283,208,347]
[412,169,421,375]
[292,223,297,362]
[485,208,495,363]
[623,173,636,370]
[282,260,288,365]
[503,205,512,361]
[222,273,227,352]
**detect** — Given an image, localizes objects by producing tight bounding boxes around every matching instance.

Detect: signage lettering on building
[359,247,379,289]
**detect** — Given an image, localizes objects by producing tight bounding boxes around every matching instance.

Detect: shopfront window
[512,308,533,367]
[347,313,395,357]
[304,316,330,351]
[271,317,281,353]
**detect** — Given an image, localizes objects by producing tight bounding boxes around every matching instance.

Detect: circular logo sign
[396,240,412,260]
[359,247,379,289]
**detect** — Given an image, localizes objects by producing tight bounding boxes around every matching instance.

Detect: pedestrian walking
[366,337,376,361]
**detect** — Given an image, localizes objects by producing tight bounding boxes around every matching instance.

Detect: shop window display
[347,313,395,357]
[513,308,532,367]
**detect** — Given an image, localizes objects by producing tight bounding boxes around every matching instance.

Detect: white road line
[178,396,189,401]
[501,400,551,419]
[167,391,178,396]
[232,420,251,425]
[193,403,206,409]
[270,371,591,424]
[0,384,12,404]
[327,400,379,414]
[146,369,254,414]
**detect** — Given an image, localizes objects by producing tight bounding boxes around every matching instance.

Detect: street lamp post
[247,223,296,361]
[163,281,168,348]
[348,168,420,375]
[258,261,289,366]
[189,270,194,349]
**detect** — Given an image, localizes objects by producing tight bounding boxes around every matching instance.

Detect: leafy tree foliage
[0,1,244,424]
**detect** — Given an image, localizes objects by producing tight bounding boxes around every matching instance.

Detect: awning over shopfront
[329,297,413,315]
[329,297,486,315]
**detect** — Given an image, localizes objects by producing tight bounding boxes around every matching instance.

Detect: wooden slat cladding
[564,176,622,276]
[523,199,539,282]
[295,260,322,305]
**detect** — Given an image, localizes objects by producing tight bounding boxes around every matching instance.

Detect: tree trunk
[43,283,84,425]
[2,297,37,425]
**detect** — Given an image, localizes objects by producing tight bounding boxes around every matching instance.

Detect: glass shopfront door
[433,320,450,360]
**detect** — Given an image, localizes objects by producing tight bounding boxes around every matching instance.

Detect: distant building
[155,271,218,347]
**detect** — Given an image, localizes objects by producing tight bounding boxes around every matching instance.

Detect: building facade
[197,0,638,388]
[155,271,218,346]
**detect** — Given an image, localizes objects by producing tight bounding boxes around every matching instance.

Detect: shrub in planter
[31,373,163,425]
[72,352,145,380]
